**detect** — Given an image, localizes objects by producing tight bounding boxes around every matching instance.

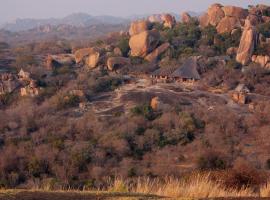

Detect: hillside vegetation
[0,3,270,197]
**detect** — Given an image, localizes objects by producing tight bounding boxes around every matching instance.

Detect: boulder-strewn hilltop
[1,3,270,192]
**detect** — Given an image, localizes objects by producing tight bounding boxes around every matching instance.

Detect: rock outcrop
[236,20,257,65]
[74,48,95,63]
[231,84,250,104]
[216,16,241,34]
[74,48,100,69]
[145,42,170,62]
[181,12,192,24]
[226,47,238,57]
[129,30,160,57]
[18,69,31,81]
[162,14,176,28]
[47,54,75,69]
[85,51,100,69]
[107,57,130,71]
[20,80,40,97]
[129,20,151,36]
[113,47,122,56]
[150,97,164,111]
[222,6,248,19]
[200,4,225,27]
[252,55,270,68]
[148,14,163,23]
[199,4,258,34]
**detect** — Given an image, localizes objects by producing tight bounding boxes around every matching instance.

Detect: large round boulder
[162,14,176,28]
[85,51,100,69]
[181,12,192,24]
[208,4,225,26]
[222,6,248,19]
[129,30,160,57]
[145,42,170,62]
[107,57,130,71]
[216,16,241,34]
[129,20,151,36]
[199,13,210,28]
[46,54,75,69]
[148,14,163,23]
[74,48,95,63]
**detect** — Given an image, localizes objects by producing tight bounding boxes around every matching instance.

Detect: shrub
[226,59,242,69]
[56,94,80,110]
[130,56,145,65]
[28,158,49,178]
[200,25,217,46]
[266,159,270,170]
[258,22,270,38]
[223,163,266,189]
[89,76,123,93]
[131,104,156,121]
[197,153,227,170]
[117,37,130,57]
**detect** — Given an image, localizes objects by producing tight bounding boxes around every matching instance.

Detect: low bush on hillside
[197,152,227,170]
[131,104,156,121]
[55,94,80,110]
[117,37,130,57]
[88,76,123,93]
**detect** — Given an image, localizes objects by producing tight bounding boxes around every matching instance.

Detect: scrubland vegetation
[1,4,270,200]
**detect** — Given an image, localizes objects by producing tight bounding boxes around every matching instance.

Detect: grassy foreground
[2,174,270,199]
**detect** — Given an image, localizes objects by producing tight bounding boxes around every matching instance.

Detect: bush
[226,59,242,69]
[200,25,217,46]
[89,76,123,93]
[223,163,266,189]
[131,104,156,121]
[56,94,80,110]
[117,37,130,57]
[266,159,270,170]
[130,56,145,65]
[197,153,227,170]
[28,158,49,178]
[258,22,270,38]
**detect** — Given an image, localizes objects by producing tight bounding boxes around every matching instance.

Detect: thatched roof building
[171,58,201,80]
[151,66,178,78]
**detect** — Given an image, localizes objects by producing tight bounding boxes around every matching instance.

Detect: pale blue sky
[1,0,270,23]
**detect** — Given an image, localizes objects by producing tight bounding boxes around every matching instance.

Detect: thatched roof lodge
[151,66,178,79]
[151,58,201,82]
[171,58,201,81]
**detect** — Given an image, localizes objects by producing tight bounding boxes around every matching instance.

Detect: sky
[1,0,270,23]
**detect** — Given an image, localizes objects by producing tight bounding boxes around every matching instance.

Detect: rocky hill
[0,3,270,191]
[0,13,130,32]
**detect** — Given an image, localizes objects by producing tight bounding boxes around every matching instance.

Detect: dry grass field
[2,174,270,200]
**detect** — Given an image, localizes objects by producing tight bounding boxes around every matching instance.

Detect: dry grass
[3,175,270,199]
[110,174,257,198]
[260,181,270,197]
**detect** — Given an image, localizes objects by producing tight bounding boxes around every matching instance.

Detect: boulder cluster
[199,4,270,34]
[198,4,270,67]
[0,69,41,97]
[18,69,41,97]
[44,4,270,72]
